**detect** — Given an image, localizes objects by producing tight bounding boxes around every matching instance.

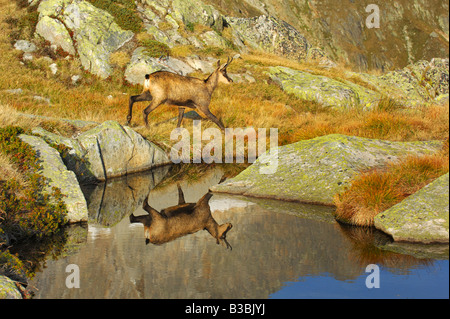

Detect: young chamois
[129,184,233,249]
[127,58,234,131]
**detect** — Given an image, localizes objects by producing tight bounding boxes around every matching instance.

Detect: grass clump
[0,126,68,245]
[87,0,143,33]
[334,142,449,226]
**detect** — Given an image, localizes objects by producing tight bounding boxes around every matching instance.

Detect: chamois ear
[216,60,221,69]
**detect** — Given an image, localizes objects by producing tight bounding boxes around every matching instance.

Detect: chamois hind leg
[127,91,152,125]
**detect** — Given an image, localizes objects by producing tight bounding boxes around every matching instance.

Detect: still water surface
[29,166,449,299]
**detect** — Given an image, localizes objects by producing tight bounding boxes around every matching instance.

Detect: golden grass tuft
[334,147,449,227]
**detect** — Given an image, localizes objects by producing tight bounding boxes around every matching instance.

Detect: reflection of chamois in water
[129,184,233,249]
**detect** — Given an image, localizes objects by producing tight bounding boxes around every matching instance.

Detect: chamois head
[216,57,234,84]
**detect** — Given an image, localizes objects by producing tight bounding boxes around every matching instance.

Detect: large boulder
[374,173,449,243]
[269,66,380,109]
[33,121,171,184]
[35,15,76,56]
[210,134,443,205]
[36,0,134,78]
[18,134,89,223]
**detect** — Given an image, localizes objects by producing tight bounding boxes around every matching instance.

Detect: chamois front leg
[127,91,152,125]
[196,105,225,132]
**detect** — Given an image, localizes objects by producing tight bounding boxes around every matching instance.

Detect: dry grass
[0,152,28,187]
[0,0,448,153]
[334,144,449,226]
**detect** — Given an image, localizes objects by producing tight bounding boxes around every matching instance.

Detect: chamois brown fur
[127,58,234,131]
[129,184,233,249]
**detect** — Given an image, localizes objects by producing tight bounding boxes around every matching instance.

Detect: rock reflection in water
[81,166,170,227]
[29,166,445,299]
[130,183,232,249]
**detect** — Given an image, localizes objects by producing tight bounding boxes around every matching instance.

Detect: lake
[28,165,449,299]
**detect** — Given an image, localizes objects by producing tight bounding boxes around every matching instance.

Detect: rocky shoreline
[211,134,449,244]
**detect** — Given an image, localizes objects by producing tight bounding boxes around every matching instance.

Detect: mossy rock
[36,0,134,78]
[0,276,22,299]
[211,134,443,205]
[18,134,89,223]
[374,173,449,244]
[171,0,224,31]
[269,66,380,109]
[33,121,171,184]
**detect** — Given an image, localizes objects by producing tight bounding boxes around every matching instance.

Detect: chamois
[127,57,234,131]
[129,184,233,249]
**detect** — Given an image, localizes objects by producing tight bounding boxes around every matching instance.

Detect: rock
[71,74,81,85]
[357,58,449,106]
[33,95,51,104]
[35,15,76,56]
[32,121,171,184]
[124,47,194,85]
[211,134,443,205]
[5,88,23,95]
[229,73,256,83]
[171,0,224,31]
[199,31,229,48]
[269,66,380,109]
[14,40,36,53]
[22,53,33,61]
[374,173,449,244]
[49,63,58,75]
[144,24,190,48]
[18,134,89,223]
[185,56,215,74]
[0,276,22,299]
[36,0,134,78]
[226,15,311,61]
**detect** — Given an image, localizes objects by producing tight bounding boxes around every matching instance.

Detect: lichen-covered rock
[374,173,449,244]
[227,15,311,62]
[171,0,224,31]
[199,31,230,48]
[33,121,171,184]
[358,58,449,106]
[124,47,194,85]
[35,15,75,55]
[269,66,380,109]
[36,0,134,78]
[211,134,443,205]
[0,275,22,299]
[18,134,89,223]
[13,40,37,53]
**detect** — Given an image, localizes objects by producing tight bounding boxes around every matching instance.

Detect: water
[28,166,449,299]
